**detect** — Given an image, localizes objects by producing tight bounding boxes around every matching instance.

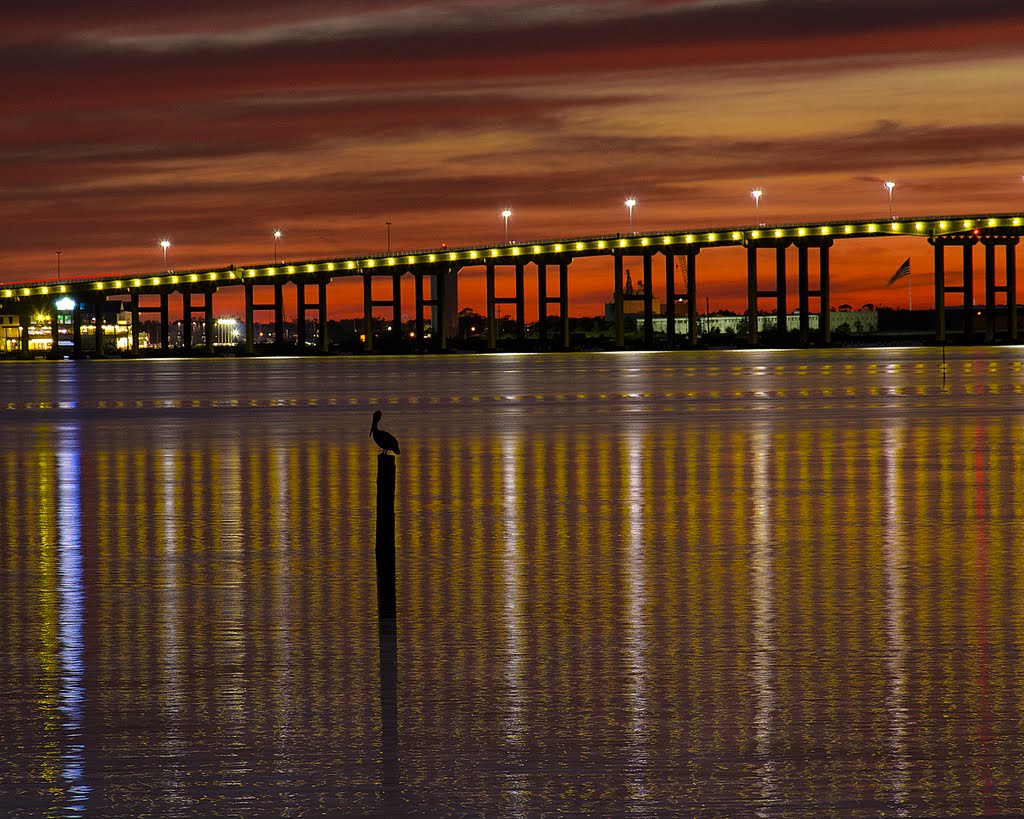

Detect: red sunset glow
[3,1,1023,317]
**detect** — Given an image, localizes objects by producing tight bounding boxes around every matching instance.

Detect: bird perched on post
[370,410,400,455]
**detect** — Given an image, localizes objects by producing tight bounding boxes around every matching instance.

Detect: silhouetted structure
[370,410,400,454]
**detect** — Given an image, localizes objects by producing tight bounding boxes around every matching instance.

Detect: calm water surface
[3,348,1024,817]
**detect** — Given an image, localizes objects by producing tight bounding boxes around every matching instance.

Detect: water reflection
[57,423,89,814]
[2,350,1024,815]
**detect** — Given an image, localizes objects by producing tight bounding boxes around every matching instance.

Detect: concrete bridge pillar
[244,281,255,355]
[363,274,374,353]
[642,254,654,346]
[93,295,106,358]
[319,280,330,352]
[559,260,570,350]
[131,291,140,355]
[204,290,215,355]
[614,252,625,348]
[160,291,169,350]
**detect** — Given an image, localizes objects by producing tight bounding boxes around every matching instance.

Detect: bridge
[2,211,1021,357]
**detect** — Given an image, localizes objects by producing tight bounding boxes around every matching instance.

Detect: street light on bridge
[501,208,513,243]
[625,198,637,233]
[885,180,896,219]
[751,189,763,225]
[273,229,282,264]
[160,239,171,272]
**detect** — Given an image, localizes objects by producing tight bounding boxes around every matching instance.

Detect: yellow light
[328,263,336,270]
[347,261,356,269]
[229,272,236,279]
[152,277,162,285]
[731,232,741,240]
[576,242,585,250]
[890,223,901,232]
[2,290,11,298]
[469,251,478,259]
[287,266,296,273]
[707,233,717,242]
[491,248,499,257]
[555,244,563,252]
[95,283,104,290]
[132,279,141,286]
[367,259,375,267]
[686,235,694,243]
[190,274,198,282]
[210,272,218,279]
[915,223,924,231]
[1014,218,1022,226]
[405,257,414,265]
[598,240,607,249]
[751,230,760,239]
[844,225,853,234]
[533,245,541,253]
[662,236,671,244]
[820,226,830,235]
[797,228,806,236]
[306,264,315,272]
[171,276,179,284]
[512,247,521,256]
[619,239,627,247]
[41,287,49,294]
[774,229,783,238]
[868,224,877,232]
[939,221,948,230]
[449,252,457,260]
[988,218,997,227]
[963,220,972,228]
[640,237,649,246]
[428,254,436,262]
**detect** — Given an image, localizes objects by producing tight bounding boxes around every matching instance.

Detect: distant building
[652,310,879,335]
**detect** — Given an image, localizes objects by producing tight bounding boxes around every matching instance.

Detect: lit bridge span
[2,211,1022,357]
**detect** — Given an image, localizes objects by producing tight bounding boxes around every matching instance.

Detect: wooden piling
[375,453,397,621]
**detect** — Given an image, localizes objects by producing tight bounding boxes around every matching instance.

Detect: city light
[273,230,282,264]
[625,198,637,233]
[159,239,171,271]
[752,189,763,225]
[885,180,896,219]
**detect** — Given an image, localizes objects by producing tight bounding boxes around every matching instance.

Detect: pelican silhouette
[370,410,400,455]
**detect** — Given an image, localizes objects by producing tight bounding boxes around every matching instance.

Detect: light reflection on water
[2,348,1024,816]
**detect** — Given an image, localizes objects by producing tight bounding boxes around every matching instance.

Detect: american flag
[887,258,911,286]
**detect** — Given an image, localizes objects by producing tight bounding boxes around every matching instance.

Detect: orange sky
[3,1,1023,318]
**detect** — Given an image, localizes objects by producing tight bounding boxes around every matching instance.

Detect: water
[2,348,1024,817]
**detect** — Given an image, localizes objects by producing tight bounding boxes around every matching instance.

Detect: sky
[3,0,1024,317]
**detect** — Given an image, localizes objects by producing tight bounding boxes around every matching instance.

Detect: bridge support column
[244,282,255,354]
[485,262,496,350]
[435,269,448,352]
[687,250,698,346]
[537,262,547,349]
[205,291,215,355]
[296,280,307,350]
[182,292,193,353]
[614,253,625,348]
[746,244,759,345]
[274,281,284,351]
[642,254,654,346]
[963,243,975,339]
[933,241,945,343]
[160,291,169,350]
[796,240,832,346]
[985,240,997,343]
[514,262,525,342]
[131,291,140,355]
[414,274,425,351]
[319,281,330,352]
[559,260,570,350]
[1008,240,1019,342]
[664,253,675,345]
[363,274,374,352]
[775,244,788,336]
[931,237,979,342]
[819,245,831,345]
